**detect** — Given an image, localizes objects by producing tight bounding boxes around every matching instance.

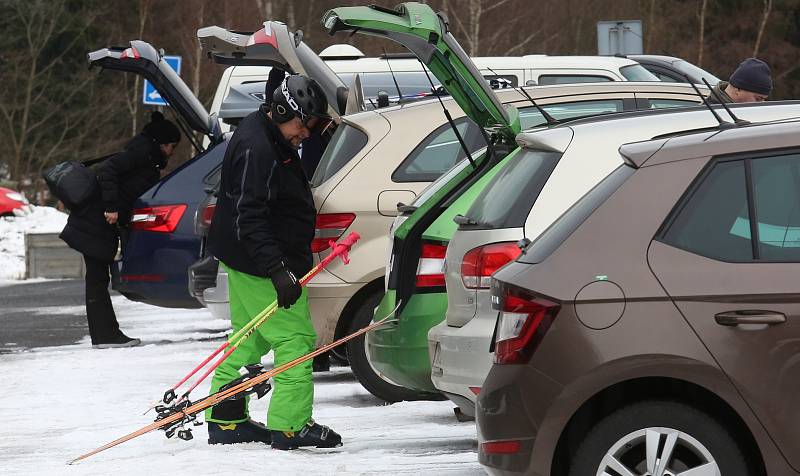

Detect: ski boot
[271,419,342,450]
[207,419,272,445]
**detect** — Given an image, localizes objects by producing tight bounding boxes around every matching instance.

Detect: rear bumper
[428,312,495,413]
[367,292,446,392]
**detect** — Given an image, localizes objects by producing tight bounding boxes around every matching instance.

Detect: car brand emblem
[230,36,238,42]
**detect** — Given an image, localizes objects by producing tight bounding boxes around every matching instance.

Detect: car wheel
[346,291,444,403]
[569,400,749,476]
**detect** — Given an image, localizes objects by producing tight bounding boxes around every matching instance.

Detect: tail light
[493,283,560,364]
[200,203,216,228]
[461,242,521,289]
[481,440,521,455]
[416,241,447,288]
[312,213,356,253]
[130,204,187,233]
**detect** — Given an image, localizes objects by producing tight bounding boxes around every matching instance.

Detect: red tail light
[200,203,216,228]
[481,440,521,455]
[416,241,447,288]
[130,204,187,233]
[312,213,356,253]
[494,284,560,364]
[461,242,521,289]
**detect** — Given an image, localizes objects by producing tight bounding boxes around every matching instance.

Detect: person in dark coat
[708,57,772,104]
[60,111,181,348]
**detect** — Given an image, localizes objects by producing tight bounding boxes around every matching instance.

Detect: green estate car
[323,3,705,401]
[323,2,521,400]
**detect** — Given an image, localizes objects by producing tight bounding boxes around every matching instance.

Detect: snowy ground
[0,206,68,280]
[0,287,484,475]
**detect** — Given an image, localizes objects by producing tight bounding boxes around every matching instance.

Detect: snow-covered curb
[0,206,68,280]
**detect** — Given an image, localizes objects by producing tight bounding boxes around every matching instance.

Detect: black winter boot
[207,419,272,445]
[271,419,342,450]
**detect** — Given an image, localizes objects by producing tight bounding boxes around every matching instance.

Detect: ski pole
[70,299,400,465]
[158,232,360,406]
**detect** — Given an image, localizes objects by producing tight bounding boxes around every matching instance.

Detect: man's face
[729,86,768,103]
[278,116,315,148]
[159,142,178,158]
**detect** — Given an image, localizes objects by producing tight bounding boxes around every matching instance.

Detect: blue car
[89,40,224,308]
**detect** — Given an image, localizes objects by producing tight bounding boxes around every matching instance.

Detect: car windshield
[620,64,660,81]
[310,124,369,187]
[463,148,562,229]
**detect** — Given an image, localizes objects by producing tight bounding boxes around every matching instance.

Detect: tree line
[1,0,799,202]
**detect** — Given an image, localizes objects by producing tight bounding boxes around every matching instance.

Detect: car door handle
[714,310,786,326]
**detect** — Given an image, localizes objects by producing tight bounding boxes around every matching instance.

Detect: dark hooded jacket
[60,133,164,262]
[207,105,316,278]
[707,80,734,104]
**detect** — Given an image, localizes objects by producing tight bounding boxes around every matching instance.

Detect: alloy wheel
[596,427,720,476]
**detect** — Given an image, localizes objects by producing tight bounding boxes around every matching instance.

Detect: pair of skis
[155,232,361,410]
[70,232,397,464]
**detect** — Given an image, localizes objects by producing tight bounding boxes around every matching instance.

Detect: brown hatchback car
[477,115,800,475]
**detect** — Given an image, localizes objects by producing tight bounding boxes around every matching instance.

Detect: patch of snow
[0,296,483,475]
[0,206,68,280]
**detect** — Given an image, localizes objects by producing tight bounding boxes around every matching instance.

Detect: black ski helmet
[271,74,329,125]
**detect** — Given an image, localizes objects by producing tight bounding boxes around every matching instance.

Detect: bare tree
[753,0,772,57]
[0,0,105,188]
[697,0,708,67]
[121,0,152,136]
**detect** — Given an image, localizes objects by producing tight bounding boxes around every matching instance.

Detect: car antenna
[486,67,559,126]
[383,47,403,104]
[682,74,734,129]
[701,77,750,126]
[417,58,477,168]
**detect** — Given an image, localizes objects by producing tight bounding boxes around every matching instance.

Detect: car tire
[569,400,749,476]
[346,291,444,403]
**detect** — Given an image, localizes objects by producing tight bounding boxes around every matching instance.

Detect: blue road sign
[143,55,182,106]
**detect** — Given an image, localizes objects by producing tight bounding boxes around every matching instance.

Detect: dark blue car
[89,40,224,308]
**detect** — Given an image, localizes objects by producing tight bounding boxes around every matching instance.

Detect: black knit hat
[142,111,182,144]
[729,58,772,96]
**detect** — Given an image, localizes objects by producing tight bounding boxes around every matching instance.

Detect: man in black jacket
[205,74,342,450]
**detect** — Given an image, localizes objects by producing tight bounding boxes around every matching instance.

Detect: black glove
[269,263,301,309]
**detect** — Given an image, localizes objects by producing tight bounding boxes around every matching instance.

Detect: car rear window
[462,149,561,229]
[311,124,369,187]
[520,164,635,264]
[620,64,660,81]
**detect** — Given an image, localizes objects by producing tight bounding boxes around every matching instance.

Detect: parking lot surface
[0,280,482,475]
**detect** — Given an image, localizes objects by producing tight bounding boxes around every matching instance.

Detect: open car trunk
[197,21,359,119]
[88,40,221,146]
[322,2,521,313]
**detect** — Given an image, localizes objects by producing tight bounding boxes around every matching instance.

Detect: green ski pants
[205,262,316,432]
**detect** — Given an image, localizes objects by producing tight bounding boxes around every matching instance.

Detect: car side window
[751,154,800,259]
[537,75,613,86]
[392,119,486,183]
[648,99,698,109]
[661,161,752,261]
[661,153,800,262]
[518,99,625,129]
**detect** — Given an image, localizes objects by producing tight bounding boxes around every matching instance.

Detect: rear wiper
[487,67,559,126]
[453,214,480,226]
[396,202,417,214]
